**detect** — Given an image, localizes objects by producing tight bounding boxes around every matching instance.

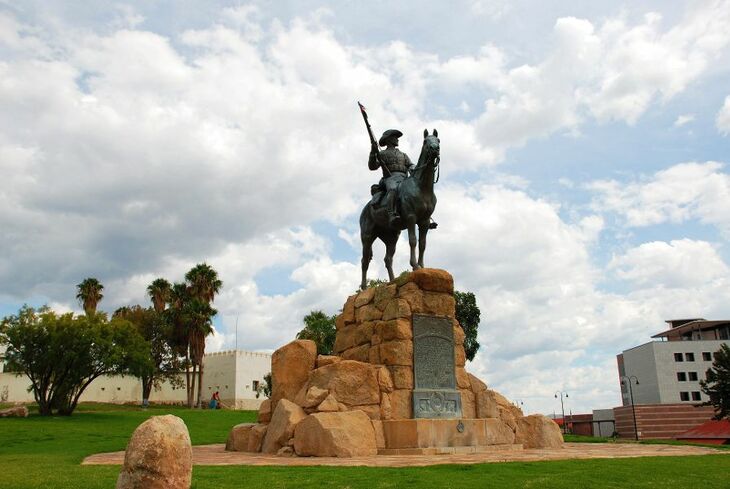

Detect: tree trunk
[185,353,192,408]
[142,376,153,407]
[189,364,197,408]
[196,359,204,408]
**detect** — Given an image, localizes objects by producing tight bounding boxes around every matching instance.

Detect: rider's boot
[385,190,401,227]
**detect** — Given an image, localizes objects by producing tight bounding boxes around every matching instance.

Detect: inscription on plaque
[412,314,462,418]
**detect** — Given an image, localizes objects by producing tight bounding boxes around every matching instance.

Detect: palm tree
[185,298,216,408]
[167,282,194,406]
[76,278,104,316]
[185,263,222,304]
[184,263,222,407]
[147,278,172,313]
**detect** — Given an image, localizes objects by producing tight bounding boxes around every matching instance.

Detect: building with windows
[614,318,728,439]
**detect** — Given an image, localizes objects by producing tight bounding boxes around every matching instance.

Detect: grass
[0,404,729,489]
[565,433,730,451]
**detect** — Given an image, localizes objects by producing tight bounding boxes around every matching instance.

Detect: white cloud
[717,95,730,135]
[588,161,730,233]
[673,113,694,127]
[435,4,730,159]
[609,239,728,287]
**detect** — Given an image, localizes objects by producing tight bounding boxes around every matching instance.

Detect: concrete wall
[592,408,616,437]
[0,372,187,404]
[233,350,271,410]
[619,342,661,405]
[1,349,271,409]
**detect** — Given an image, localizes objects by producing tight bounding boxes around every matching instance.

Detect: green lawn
[1,404,729,489]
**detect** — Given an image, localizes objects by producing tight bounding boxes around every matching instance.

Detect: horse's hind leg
[407,223,419,270]
[384,234,398,281]
[361,234,374,290]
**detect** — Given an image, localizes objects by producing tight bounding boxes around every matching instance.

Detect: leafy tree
[113,305,184,405]
[296,310,336,355]
[147,278,172,313]
[454,290,481,361]
[256,372,272,399]
[701,344,730,420]
[76,278,104,316]
[0,306,151,415]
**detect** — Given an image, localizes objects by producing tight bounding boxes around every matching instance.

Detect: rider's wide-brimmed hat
[379,129,403,146]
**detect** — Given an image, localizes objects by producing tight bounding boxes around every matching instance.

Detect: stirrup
[428,221,438,229]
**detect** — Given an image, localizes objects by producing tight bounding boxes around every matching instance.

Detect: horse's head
[422,128,440,168]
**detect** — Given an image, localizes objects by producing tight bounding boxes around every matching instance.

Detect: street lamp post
[554,391,568,434]
[620,375,640,441]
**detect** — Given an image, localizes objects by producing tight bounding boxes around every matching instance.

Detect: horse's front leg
[361,235,374,290]
[407,224,419,270]
[417,224,428,268]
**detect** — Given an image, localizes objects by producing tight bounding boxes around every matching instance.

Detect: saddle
[370,184,385,206]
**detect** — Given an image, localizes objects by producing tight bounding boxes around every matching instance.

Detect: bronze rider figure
[369,129,414,228]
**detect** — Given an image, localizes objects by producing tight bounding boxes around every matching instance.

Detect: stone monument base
[378,418,518,451]
[226,269,564,457]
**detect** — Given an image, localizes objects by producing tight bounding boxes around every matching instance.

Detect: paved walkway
[82,442,726,467]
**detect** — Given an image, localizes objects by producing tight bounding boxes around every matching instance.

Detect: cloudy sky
[2,0,730,415]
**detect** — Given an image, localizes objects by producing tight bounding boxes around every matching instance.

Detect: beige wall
[0,349,272,409]
[0,372,187,404]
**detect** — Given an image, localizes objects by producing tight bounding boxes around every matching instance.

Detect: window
[680,392,690,401]
[252,380,260,392]
[702,352,712,361]
[688,372,698,381]
[674,353,684,362]
[691,392,701,401]
[685,352,695,362]
[677,372,687,381]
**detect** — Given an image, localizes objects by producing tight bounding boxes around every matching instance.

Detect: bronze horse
[360,129,440,289]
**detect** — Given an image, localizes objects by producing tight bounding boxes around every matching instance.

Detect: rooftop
[652,319,730,339]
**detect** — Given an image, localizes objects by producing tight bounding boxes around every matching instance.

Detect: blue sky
[1,0,730,414]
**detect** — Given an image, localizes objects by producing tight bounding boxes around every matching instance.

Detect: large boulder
[468,374,497,419]
[116,415,192,489]
[515,414,564,449]
[305,360,380,407]
[293,411,377,457]
[406,268,454,294]
[485,418,516,445]
[257,399,272,423]
[247,424,268,452]
[261,399,307,454]
[270,339,317,412]
[225,423,255,451]
[0,406,29,418]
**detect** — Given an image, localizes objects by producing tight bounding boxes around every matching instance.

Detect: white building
[0,349,271,409]
[617,319,729,405]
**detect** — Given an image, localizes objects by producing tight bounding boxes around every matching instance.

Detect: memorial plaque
[412,314,462,418]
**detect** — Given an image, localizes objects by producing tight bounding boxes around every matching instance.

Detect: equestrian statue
[358,102,440,290]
